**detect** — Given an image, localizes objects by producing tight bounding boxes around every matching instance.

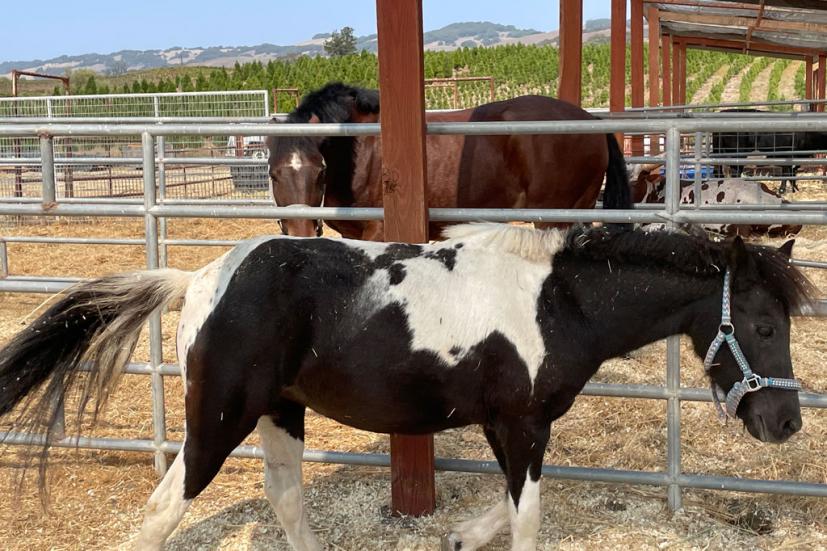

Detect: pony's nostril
[782,416,802,436]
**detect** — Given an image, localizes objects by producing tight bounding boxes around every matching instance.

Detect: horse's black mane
[285,82,379,124]
[565,226,816,311]
[269,82,379,161]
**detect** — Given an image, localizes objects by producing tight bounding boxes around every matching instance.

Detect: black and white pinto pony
[0,224,814,550]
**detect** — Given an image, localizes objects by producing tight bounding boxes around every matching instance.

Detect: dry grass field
[0,185,825,550]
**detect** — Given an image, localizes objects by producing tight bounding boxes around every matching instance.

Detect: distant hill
[1,19,632,78]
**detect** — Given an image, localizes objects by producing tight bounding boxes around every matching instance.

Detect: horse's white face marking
[289,151,303,172]
[509,470,542,551]
[135,450,191,549]
[177,236,276,394]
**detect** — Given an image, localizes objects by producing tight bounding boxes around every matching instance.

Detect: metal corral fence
[0,91,272,203]
[624,99,827,185]
[3,94,826,210]
[0,117,826,513]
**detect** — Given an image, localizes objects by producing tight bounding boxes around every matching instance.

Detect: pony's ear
[778,239,795,258]
[354,87,380,114]
[728,235,749,270]
[308,113,321,124]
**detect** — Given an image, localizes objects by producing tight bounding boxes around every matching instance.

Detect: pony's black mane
[565,226,816,311]
[285,82,379,124]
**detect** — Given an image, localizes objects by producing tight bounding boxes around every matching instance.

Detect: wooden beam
[648,8,661,108]
[672,38,682,107]
[663,34,673,106]
[558,0,583,105]
[611,0,627,149]
[375,0,435,517]
[745,0,766,50]
[648,7,661,154]
[644,0,761,9]
[610,0,627,113]
[677,35,823,58]
[678,41,688,106]
[805,56,814,111]
[819,55,827,112]
[631,0,645,155]
[658,10,827,34]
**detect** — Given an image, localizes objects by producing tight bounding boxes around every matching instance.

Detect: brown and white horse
[0,225,812,550]
[266,82,630,239]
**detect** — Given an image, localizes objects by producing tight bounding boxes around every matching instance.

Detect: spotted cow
[630,165,802,237]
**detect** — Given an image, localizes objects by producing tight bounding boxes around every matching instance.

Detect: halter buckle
[743,374,763,392]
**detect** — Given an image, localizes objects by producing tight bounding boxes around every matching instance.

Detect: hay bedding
[0,189,826,550]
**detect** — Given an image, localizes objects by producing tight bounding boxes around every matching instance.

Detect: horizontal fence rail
[0,117,825,512]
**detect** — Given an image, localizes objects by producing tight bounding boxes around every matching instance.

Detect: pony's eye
[756,325,775,338]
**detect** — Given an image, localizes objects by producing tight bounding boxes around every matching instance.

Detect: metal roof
[647,0,827,56]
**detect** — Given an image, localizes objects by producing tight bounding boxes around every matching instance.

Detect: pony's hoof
[441,533,463,551]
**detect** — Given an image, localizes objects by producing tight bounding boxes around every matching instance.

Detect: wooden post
[630,0,645,156]
[375,0,435,517]
[819,54,827,112]
[648,7,661,154]
[672,40,681,109]
[610,0,627,148]
[558,0,583,106]
[678,41,688,107]
[662,35,672,107]
[610,0,627,113]
[805,56,814,111]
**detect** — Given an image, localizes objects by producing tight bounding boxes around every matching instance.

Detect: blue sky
[1,1,616,62]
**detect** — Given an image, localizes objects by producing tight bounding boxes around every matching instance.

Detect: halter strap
[703,269,802,420]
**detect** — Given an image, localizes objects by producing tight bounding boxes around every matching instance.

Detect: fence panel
[0,117,825,508]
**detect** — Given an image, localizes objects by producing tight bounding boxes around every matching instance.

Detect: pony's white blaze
[177,236,274,392]
[289,151,303,171]
[508,471,542,551]
[135,450,191,550]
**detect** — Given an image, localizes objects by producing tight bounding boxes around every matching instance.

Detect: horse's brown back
[337,95,613,239]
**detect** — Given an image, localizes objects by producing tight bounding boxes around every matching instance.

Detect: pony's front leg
[442,498,509,550]
[507,466,543,551]
[498,419,550,551]
[443,422,549,551]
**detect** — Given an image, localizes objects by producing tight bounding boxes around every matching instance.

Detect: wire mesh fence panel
[0,92,272,213]
[0,91,270,119]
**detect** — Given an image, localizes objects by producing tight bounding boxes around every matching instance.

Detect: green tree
[83,75,98,95]
[324,26,357,57]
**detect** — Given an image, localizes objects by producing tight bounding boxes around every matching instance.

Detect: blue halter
[703,270,802,420]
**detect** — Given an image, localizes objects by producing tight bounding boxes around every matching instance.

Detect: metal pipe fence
[0,117,825,511]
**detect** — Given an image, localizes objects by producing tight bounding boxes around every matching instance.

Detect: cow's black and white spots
[0,224,814,550]
[631,173,802,237]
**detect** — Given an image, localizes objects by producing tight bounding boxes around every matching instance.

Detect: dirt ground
[0,185,826,550]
